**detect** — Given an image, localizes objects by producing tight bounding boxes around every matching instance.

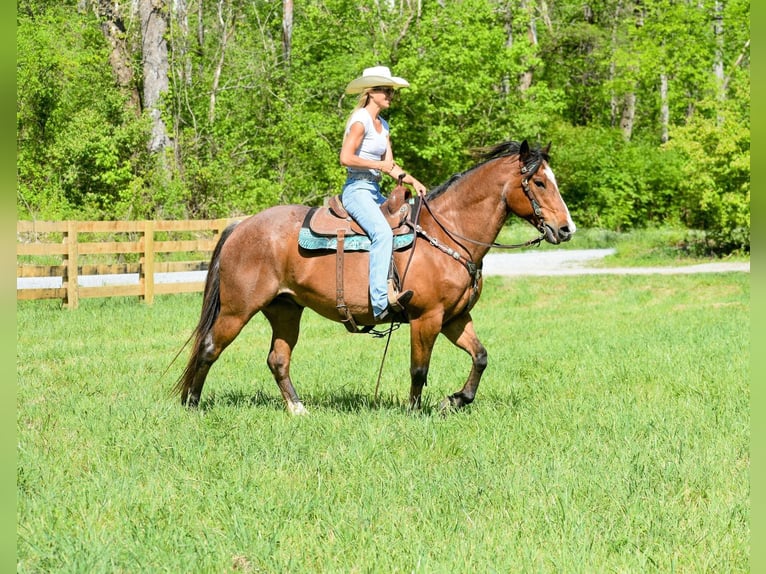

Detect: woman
[339,65,427,321]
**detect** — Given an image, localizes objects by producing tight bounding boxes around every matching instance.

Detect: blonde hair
[352,89,374,112]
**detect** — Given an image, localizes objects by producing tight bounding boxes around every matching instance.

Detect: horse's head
[509,140,576,244]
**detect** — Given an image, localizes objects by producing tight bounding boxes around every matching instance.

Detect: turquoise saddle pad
[298,227,415,252]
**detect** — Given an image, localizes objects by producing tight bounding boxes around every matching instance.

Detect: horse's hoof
[287,400,309,416]
[182,395,200,409]
[438,396,457,414]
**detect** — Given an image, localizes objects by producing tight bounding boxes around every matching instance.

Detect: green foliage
[665,102,750,253]
[16,0,750,253]
[550,123,683,230]
[392,0,564,184]
[541,17,612,126]
[17,5,152,220]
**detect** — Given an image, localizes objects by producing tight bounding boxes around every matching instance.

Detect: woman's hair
[352,89,373,112]
[343,89,373,135]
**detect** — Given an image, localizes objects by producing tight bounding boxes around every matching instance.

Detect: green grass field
[17,272,749,572]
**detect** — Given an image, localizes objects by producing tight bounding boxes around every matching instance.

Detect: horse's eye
[534,180,546,189]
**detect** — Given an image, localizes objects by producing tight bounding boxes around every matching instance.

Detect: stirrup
[387,280,413,313]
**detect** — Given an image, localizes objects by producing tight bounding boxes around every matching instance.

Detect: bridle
[416,157,548,256]
[398,158,549,311]
[519,161,547,235]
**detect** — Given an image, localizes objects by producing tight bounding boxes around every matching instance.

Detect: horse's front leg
[439,312,487,411]
[408,315,442,409]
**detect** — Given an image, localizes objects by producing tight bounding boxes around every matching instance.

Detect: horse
[174,140,575,414]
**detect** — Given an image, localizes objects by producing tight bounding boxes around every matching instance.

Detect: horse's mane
[426,140,549,200]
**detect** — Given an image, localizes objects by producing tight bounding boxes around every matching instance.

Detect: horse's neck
[424,164,510,261]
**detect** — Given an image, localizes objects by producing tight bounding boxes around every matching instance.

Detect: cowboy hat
[345,66,410,94]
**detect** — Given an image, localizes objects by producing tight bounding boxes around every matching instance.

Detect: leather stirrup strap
[335,230,371,334]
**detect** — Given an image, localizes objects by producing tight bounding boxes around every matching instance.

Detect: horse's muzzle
[544,223,575,244]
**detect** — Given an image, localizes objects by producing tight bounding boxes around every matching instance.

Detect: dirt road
[17,248,749,290]
[483,248,749,276]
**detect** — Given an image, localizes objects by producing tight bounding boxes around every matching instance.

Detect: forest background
[16,0,750,253]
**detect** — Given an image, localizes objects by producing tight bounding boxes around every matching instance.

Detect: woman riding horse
[174,139,575,414]
[340,65,427,321]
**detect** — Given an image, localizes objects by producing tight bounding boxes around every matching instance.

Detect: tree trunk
[660,71,669,143]
[170,0,190,172]
[197,0,205,50]
[713,0,725,124]
[500,3,513,96]
[209,0,235,125]
[173,0,191,87]
[282,0,294,65]
[90,0,141,113]
[713,0,724,89]
[391,2,419,56]
[518,0,537,92]
[139,0,172,154]
[722,39,750,93]
[619,0,642,140]
[609,0,623,127]
[620,92,635,140]
[539,0,553,32]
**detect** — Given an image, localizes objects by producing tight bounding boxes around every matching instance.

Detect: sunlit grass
[17,273,749,572]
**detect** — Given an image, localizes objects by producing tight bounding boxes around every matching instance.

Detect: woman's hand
[388,161,427,196]
[409,177,427,197]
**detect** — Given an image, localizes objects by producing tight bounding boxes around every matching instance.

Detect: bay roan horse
[174,140,575,414]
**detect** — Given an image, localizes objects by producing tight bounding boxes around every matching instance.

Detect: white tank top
[345,109,389,178]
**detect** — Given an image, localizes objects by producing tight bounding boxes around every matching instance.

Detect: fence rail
[17,218,245,308]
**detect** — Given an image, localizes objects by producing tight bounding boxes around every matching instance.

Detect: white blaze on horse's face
[543,165,558,188]
[544,164,577,235]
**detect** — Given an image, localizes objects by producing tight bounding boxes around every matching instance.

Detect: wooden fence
[16,218,245,308]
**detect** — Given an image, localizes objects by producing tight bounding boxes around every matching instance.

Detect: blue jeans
[341,178,393,318]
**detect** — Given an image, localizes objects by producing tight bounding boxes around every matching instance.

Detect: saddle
[307,184,413,237]
[302,183,416,334]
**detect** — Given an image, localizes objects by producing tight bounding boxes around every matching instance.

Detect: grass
[17,272,749,572]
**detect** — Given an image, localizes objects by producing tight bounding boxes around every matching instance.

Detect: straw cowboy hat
[345,66,410,94]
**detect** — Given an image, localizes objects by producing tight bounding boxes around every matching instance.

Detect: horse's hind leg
[439,312,487,411]
[262,297,307,416]
[184,311,250,407]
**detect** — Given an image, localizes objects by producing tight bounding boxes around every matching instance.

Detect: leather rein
[410,160,547,278]
[394,160,548,318]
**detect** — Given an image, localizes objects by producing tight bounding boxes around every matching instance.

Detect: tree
[282,0,294,64]
[17,3,151,219]
[16,0,750,251]
[89,0,140,112]
[139,0,172,155]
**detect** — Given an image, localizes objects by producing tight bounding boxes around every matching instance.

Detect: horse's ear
[542,141,552,156]
[519,139,530,162]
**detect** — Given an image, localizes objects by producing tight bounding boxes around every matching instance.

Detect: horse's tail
[172,221,240,401]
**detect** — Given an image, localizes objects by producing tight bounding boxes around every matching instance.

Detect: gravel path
[17,248,749,290]
[482,248,750,276]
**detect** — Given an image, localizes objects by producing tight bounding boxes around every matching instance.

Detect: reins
[412,159,548,279]
[373,175,419,404]
[372,162,546,402]
[419,196,544,253]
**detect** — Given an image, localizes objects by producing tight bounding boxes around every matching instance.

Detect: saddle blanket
[298,227,415,252]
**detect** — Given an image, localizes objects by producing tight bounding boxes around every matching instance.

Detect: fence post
[64,221,79,309]
[141,220,155,304]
